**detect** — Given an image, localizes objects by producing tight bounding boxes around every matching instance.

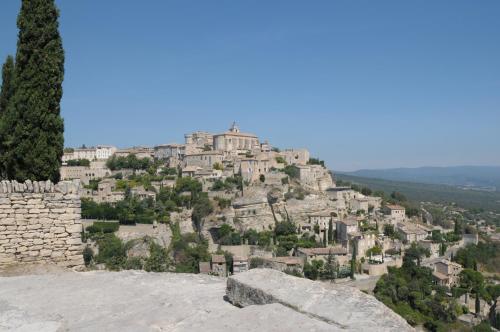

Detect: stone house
[154,143,186,160]
[130,186,156,201]
[336,217,359,242]
[239,157,271,183]
[396,223,427,243]
[350,198,369,213]
[296,165,333,192]
[115,147,154,160]
[280,149,310,166]
[384,204,406,223]
[181,165,202,178]
[211,254,227,277]
[427,259,463,288]
[184,151,224,168]
[232,256,249,274]
[62,145,117,162]
[184,131,214,152]
[262,256,304,272]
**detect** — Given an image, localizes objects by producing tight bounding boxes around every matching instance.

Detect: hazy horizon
[1,1,499,171]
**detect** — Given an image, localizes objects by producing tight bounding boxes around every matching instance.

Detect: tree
[460,269,485,318]
[350,241,357,280]
[0,55,15,178]
[259,174,265,183]
[191,195,213,235]
[404,243,430,267]
[3,0,65,182]
[0,55,14,115]
[328,219,333,242]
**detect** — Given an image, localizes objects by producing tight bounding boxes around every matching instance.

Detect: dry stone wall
[0,180,84,268]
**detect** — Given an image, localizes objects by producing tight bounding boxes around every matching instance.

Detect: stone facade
[0,180,84,269]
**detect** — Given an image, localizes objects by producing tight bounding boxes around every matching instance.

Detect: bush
[83,246,94,266]
[86,222,119,235]
[95,234,126,270]
[144,242,170,272]
[250,257,264,269]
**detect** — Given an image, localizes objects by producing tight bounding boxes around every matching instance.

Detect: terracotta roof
[211,255,226,263]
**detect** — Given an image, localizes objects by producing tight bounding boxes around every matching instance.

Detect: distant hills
[337,166,500,192]
[335,174,500,213]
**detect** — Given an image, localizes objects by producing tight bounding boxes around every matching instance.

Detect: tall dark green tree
[3,0,65,182]
[0,55,15,114]
[0,55,15,178]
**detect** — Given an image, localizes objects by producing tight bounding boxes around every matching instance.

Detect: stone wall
[0,180,84,268]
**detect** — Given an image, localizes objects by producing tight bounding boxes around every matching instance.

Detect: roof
[182,166,202,172]
[214,131,258,138]
[432,271,449,281]
[211,255,226,263]
[269,257,304,265]
[233,256,248,262]
[386,204,405,210]
[298,247,347,256]
[435,259,462,269]
[338,218,358,226]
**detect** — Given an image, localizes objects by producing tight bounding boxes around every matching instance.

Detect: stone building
[337,216,359,242]
[60,165,111,185]
[350,198,369,213]
[384,204,406,223]
[280,149,310,166]
[130,186,156,201]
[296,165,333,192]
[184,151,224,168]
[115,147,154,160]
[80,178,125,204]
[154,144,186,160]
[211,254,227,277]
[232,256,249,274]
[238,157,271,182]
[62,145,117,162]
[424,259,463,287]
[396,222,427,243]
[213,123,260,154]
[185,131,214,153]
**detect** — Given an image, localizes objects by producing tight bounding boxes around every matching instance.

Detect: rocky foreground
[0,268,413,331]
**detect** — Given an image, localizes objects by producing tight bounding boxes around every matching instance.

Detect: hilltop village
[43,122,499,330]
[59,124,470,276]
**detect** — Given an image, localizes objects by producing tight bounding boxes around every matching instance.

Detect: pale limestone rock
[227,269,414,332]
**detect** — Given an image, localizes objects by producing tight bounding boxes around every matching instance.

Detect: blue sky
[1,1,499,171]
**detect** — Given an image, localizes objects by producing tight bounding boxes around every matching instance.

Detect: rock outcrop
[0,270,342,331]
[226,268,414,331]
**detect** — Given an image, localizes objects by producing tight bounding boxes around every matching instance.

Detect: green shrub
[83,246,94,266]
[86,222,119,235]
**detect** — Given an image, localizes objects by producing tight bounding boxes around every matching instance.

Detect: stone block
[226,269,414,332]
[65,224,82,234]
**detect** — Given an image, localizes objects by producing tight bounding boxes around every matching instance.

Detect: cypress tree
[0,55,15,114]
[4,0,65,182]
[0,55,15,178]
